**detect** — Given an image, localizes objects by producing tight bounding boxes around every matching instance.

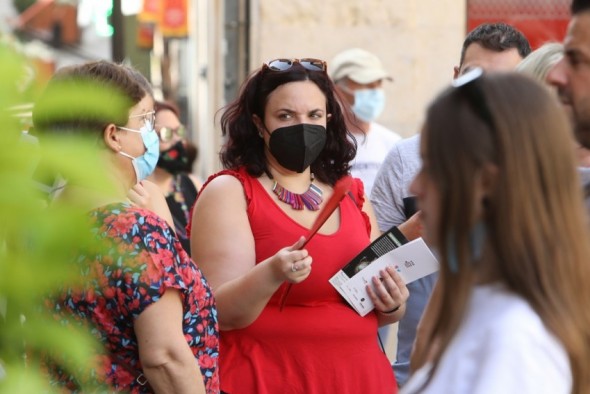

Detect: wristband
[390,226,409,245]
[382,304,401,314]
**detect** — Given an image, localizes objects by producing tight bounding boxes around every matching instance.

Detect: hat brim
[348,70,393,84]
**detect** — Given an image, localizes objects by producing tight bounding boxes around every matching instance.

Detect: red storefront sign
[138,0,188,38]
[467,0,570,49]
[160,0,188,38]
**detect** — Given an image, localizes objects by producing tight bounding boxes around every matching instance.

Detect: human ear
[103,124,121,152]
[453,66,460,80]
[476,163,499,206]
[252,114,265,137]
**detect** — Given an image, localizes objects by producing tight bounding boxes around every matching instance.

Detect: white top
[350,122,401,196]
[401,283,571,394]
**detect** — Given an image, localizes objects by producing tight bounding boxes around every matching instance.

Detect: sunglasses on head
[157,125,186,142]
[263,58,327,73]
[452,67,496,131]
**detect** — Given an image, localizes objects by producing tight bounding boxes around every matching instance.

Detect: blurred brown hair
[414,73,590,393]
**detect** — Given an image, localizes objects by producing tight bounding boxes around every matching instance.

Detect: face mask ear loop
[260,121,271,137]
[255,120,272,178]
[118,151,136,160]
[259,123,273,152]
[117,150,140,185]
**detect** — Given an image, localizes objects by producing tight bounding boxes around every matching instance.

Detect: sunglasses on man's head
[157,125,186,142]
[263,58,327,73]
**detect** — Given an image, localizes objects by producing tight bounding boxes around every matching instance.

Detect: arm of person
[371,143,409,231]
[371,145,423,243]
[128,180,175,230]
[134,288,205,394]
[362,195,383,242]
[397,210,422,241]
[190,175,312,331]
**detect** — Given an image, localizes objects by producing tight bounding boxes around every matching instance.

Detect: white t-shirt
[350,122,401,196]
[401,283,571,394]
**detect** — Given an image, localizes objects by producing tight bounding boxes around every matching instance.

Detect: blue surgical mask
[352,88,386,123]
[118,121,160,183]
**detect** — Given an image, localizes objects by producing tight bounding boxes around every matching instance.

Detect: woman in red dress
[190,58,409,393]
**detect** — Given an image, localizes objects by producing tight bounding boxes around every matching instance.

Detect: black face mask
[157,140,189,174]
[267,123,327,173]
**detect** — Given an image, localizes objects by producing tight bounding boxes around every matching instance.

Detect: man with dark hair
[371,22,531,388]
[455,22,532,77]
[571,0,590,15]
[547,0,590,150]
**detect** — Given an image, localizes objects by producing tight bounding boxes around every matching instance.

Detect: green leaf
[0,42,120,390]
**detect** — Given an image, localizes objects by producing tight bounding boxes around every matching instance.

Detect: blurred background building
[1,0,570,183]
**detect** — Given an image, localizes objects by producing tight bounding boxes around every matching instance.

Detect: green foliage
[33,77,132,131]
[0,44,118,392]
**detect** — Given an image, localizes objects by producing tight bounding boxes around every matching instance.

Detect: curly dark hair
[460,23,531,66]
[572,0,590,14]
[219,62,357,186]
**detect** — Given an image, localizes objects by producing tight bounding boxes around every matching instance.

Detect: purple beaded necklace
[270,173,323,211]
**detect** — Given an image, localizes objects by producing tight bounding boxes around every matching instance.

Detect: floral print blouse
[50,203,219,393]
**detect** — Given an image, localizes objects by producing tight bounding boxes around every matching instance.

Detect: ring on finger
[291,263,298,272]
